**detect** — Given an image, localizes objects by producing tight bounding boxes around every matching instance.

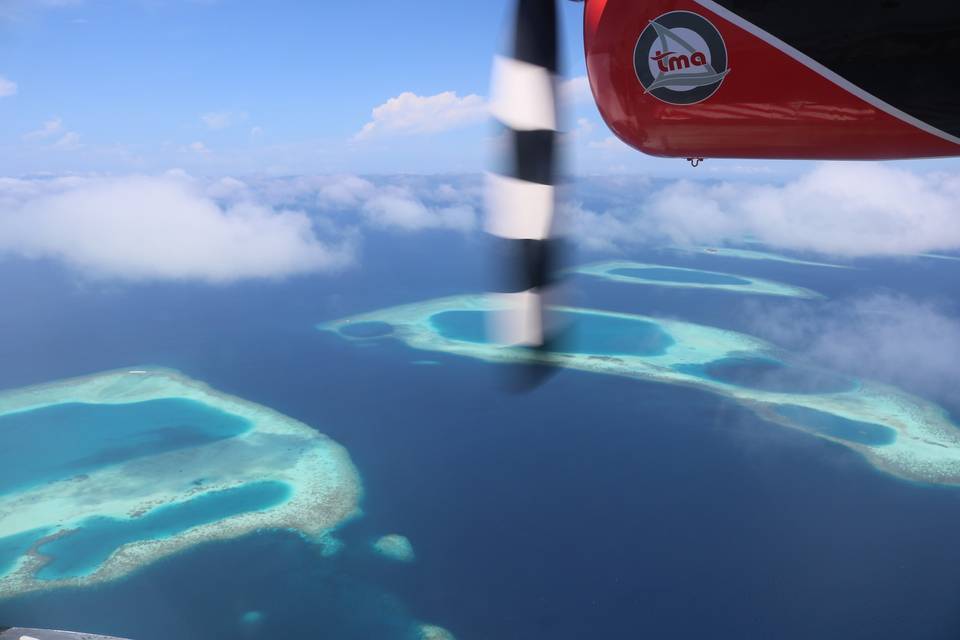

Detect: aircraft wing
[0,629,130,640]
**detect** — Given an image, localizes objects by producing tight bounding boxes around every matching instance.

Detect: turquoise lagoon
[35,481,292,580]
[672,357,857,395]
[0,528,52,578]
[773,405,897,447]
[430,310,674,356]
[0,399,251,494]
[0,369,361,599]
[323,294,960,486]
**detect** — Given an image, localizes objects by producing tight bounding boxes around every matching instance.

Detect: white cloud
[361,187,475,232]
[559,75,591,105]
[54,131,82,149]
[25,117,64,139]
[185,141,211,154]
[0,76,17,97]
[205,176,250,201]
[562,164,960,258]
[745,294,960,402]
[354,78,591,141]
[201,111,247,130]
[557,200,639,253]
[562,117,595,143]
[248,175,479,233]
[646,163,960,257]
[0,176,354,282]
[23,117,83,149]
[355,91,487,140]
[316,175,376,208]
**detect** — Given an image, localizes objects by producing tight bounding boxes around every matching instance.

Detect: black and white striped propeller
[487,0,566,386]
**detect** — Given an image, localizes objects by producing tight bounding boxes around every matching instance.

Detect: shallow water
[0,528,52,577]
[0,399,252,495]
[773,405,897,446]
[2,236,960,640]
[35,481,292,580]
[675,357,857,394]
[610,267,751,286]
[340,322,395,338]
[429,309,674,356]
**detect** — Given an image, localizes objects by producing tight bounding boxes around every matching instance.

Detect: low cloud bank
[0,173,481,282]
[563,163,960,258]
[3,163,958,282]
[0,175,355,282]
[233,174,480,232]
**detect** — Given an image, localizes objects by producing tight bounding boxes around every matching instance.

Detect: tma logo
[650,48,708,73]
[634,11,730,105]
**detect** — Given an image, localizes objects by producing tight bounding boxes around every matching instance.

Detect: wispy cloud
[184,141,211,154]
[24,117,64,139]
[23,117,83,149]
[355,91,486,140]
[54,131,82,150]
[0,76,17,98]
[745,294,960,402]
[559,75,591,105]
[250,174,480,232]
[200,110,247,130]
[360,187,475,232]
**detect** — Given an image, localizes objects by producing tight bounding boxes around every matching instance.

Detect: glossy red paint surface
[584,0,960,159]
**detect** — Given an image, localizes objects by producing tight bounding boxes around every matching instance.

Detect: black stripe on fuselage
[710,0,960,138]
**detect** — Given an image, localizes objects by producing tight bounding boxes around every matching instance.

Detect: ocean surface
[2,230,960,639]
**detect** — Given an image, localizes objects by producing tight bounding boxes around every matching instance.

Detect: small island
[418,624,457,640]
[373,534,415,562]
[0,368,362,599]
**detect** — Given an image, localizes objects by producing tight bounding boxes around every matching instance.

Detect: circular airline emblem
[634,11,730,105]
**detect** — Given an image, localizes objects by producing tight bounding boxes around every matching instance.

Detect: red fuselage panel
[584,0,960,159]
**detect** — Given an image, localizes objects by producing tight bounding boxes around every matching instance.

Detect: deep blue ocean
[2,230,960,639]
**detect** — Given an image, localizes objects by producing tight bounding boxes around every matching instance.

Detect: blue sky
[0,0,603,175]
[3,0,958,178]
[0,0,958,285]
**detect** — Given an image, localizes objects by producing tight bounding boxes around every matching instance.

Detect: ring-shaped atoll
[320,295,960,486]
[0,368,362,599]
[571,261,822,298]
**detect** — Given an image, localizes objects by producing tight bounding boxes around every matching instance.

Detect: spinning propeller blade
[487,0,566,387]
